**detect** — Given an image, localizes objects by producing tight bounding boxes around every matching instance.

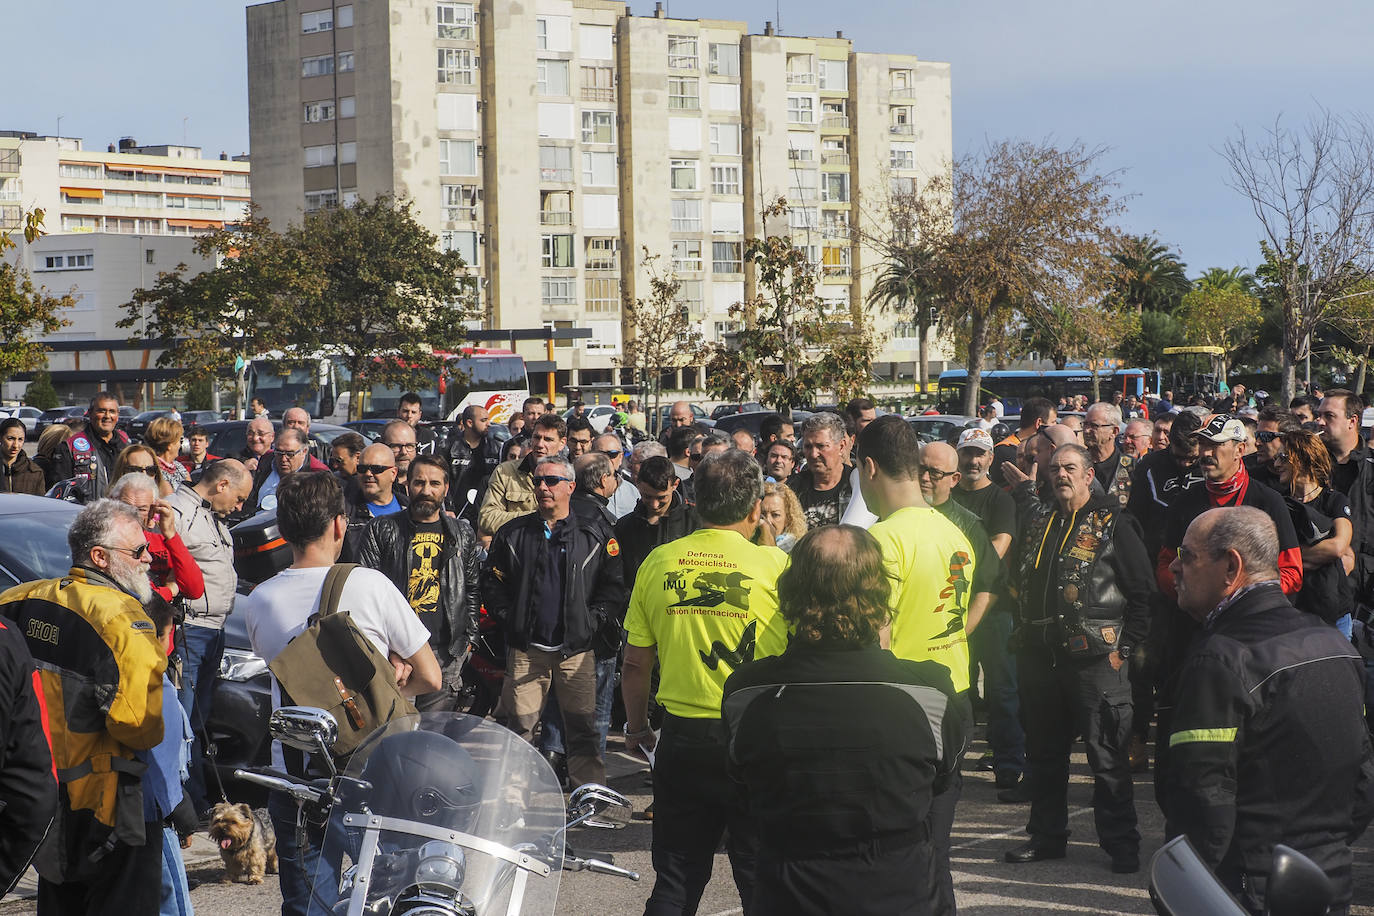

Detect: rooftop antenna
[776,0,781,33]
[183,117,188,146]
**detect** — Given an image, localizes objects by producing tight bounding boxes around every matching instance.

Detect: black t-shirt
[406,519,446,639]
[788,467,854,529]
[949,481,1017,542]
[1332,453,1363,499]
[1286,488,1353,624]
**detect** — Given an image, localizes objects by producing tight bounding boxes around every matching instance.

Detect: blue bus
[936,367,1159,415]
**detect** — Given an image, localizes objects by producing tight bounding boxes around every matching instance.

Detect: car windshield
[0,508,77,584]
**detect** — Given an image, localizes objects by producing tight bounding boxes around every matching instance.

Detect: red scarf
[1205,461,1249,507]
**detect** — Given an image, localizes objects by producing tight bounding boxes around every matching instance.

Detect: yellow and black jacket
[0,567,165,882]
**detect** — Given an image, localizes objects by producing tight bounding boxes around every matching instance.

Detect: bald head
[669,400,694,427]
[246,417,275,457]
[918,441,960,506]
[1032,424,1077,484]
[1172,507,1280,620]
[283,407,311,433]
[360,442,394,466]
[357,442,398,500]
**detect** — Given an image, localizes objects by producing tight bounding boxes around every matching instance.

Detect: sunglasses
[105,543,150,560]
[533,475,573,489]
[918,467,957,482]
[126,464,160,478]
[598,449,622,459]
[1256,430,1281,443]
[358,463,396,476]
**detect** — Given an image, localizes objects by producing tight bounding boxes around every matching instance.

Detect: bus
[245,348,529,424]
[936,367,1160,415]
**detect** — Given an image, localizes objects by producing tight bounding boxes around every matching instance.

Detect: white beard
[109,558,154,606]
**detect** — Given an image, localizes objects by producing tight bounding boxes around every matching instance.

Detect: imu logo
[26,618,60,646]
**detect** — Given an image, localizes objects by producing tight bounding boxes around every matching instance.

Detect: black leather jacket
[357,511,481,665]
[447,430,504,516]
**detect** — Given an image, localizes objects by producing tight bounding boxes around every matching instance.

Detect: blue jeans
[160,826,193,916]
[539,656,618,759]
[1337,613,1353,640]
[268,792,346,916]
[969,610,1025,777]
[177,623,226,812]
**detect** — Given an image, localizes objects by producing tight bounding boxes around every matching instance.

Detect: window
[442,184,479,221]
[582,151,615,186]
[822,100,848,128]
[340,96,356,118]
[790,169,818,202]
[709,82,740,111]
[337,51,355,72]
[38,251,94,271]
[539,146,573,181]
[437,93,478,131]
[537,59,569,96]
[436,2,474,39]
[56,163,98,180]
[536,17,547,50]
[541,277,576,304]
[339,142,357,165]
[712,241,742,274]
[668,35,698,70]
[709,123,740,155]
[581,109,615,144]
[788,131,816,162]
[540,190,572,225]
[672,239,702,272]
[165,195,186,208]
[789,206,818,230]
[679,279,704,313]
[441,230,479,265]
[438,48,475,84]
[671,198,702,232]
[822,245,851,277]
[708,43,739,76]
[786,54,815,85]
[337,6,352,28]
[580,24,614,60]
[668,77,699,111]
[301,9,333,33]
[302,54,333,77]
[585,276,619,314]
[584,194,617,229]
[535,16,571,52]
[890,68,913,91]
[669,158,698,191]
[106,191,136,207]
[586,237,618,271]
[305,144,336,168]
[305,189,339,211]
[538,103,575,139]
[819,59,848,91]
[439,139,477,175]
[710,165,740,195]
[304,100,335,122]
[890,144,915,170]
[225,173,250,189]
[822,172,849,203]
[581,65,614,102]
[60,214,98,231]
[711,201,743,234]
[821,209,850,238]
[541,234,574,268]
[787,95,814,124]
[889,176,914,196]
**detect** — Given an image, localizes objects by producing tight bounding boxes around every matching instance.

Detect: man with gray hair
[483,454,624,787]
[239,415,275,474]
[1083,401,1134,507]
[0,499,167,913]
[626,438,667,484]
[593,432,638,517]
[1163,507,1374,915]
[789,411,853,528]
[246,426,311,514]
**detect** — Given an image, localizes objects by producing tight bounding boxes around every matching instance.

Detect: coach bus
[245,348,529,424]
[936,367,1159,415]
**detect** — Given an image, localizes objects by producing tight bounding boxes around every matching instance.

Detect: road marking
[704,910,743,916]
[951,805,1095,851]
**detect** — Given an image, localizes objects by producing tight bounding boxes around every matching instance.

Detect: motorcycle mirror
[269,706,339,755]
[466,488,478,505]
[1265,845,1333,916]
[1147,836,1247,916]
[567,784,633,830]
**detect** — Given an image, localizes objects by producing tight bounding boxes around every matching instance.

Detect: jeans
[1337,613,1353,640]
[160,826,193,916]
[968,611,1024,778]
[268,792,345,916]
[539,655,618,759]
[177,623,226,812]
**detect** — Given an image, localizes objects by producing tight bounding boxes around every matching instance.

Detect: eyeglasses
[276,447,308,458]
[357,463,396,476]
[104,543,150,560]
[598,449,622,459]
[387,442,418,452]
[1256,430,1281,443]
[918,467,957,482]
[126,464,160,478]
[1177,544,1220,564]
[533,475,573,489]
[1086,422,1118,431]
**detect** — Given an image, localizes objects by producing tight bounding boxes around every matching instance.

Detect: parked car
[710,402,764,420]
[562,404,619,434]
[197,419,351,466]
[342,419,388,442]
[650,402,709,432]
[0,495,82,588]
[907,414,981,445]
[0,406,43,439]
[115,406,138,432]
[125,409,219,441]
[34,406,86,435]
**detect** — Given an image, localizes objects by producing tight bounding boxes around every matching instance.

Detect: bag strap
[317,563,359,619]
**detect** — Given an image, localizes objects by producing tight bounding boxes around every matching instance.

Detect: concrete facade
[245,0,953,391]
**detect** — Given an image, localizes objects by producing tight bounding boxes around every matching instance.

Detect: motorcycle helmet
[360,730,482,832]
[989,422,1011,443]
[46,477,92,505]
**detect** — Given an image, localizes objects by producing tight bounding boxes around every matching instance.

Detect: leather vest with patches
[1017,501,1126,656]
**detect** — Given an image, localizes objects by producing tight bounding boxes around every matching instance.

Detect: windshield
[248,365,321,416]
[313,712,563,915]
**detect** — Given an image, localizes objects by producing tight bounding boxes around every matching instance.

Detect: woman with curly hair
[144,415,189,495]
[1277,428,1355,635]
[759,481,806,552]
[721,525,965,916]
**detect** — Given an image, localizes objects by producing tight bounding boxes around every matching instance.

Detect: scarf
[1205,461,1249,507]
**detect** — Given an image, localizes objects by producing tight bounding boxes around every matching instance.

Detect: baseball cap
[1362,407,1374,429]
[1192,415,1247,443]
[957,428,994,452]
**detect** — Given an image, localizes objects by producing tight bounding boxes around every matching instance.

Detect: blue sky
[10,0,1371,274]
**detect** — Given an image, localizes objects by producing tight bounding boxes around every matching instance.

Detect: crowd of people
[2,384,1374,916]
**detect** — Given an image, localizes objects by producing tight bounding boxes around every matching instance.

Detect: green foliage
[23,369,58,410]
[705,200,876,409]
[0,208,70,385]
[1119,309,1187,369]
[1111,235,1190,313]
[867,244,941,391]
[617,248,708,422]
[184,374,214,411]
[1174,283,1264,381]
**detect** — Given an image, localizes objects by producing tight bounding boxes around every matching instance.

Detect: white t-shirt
[243,565,431,666]
[839,465,879,528]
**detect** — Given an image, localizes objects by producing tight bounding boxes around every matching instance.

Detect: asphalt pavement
[4,723,1372,915]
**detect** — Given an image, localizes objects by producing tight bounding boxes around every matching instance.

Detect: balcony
[0,150,19,173]
[821,151,849,167]
[539,167,574,182]
[822,264,852,279]
[821,224,850,240]
[820,115,850,131]
[889,123,915,136]
[581,87,615,102]
[786,72,817,86]
[438,23,474,40]
[540,211,573,226]
[890,86,917,100]
[443,206,477,222]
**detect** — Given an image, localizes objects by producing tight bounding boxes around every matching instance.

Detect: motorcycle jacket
[1012,486,1153,657]
[357,511,481,665]
[0,567,165,883]
[0,619,55,895]
[447,430,503,514]
[51,423,129,501]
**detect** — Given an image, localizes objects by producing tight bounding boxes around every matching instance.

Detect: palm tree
[1195,266,1257,294]
[867,244,942,394]
[1112,234,1190,313]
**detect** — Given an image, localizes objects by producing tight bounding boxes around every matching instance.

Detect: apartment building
[245,0,951,391]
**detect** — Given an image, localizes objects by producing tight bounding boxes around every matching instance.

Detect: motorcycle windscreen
[312,712,565,916]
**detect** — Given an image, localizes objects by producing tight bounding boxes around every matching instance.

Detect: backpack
[268,564,416,757]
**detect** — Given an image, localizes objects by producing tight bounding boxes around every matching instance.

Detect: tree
[1222,109,1374,402]
[1174,283,1264,384]
[705,200,877,410]
[286,196,476,420]
[617,248,708,429]
[23,369,58,410]
[1119,309,1188,371]
[1195,266,1257,295]
[866,243,941,393]
[1323,278,1374,394]
[898,141,1126,416]
[123,208,314,415]
[1111,235,1190,314]
[0,208,72,388]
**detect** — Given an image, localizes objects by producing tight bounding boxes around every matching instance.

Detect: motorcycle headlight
[414,840,465,893]
[219,647,268,682]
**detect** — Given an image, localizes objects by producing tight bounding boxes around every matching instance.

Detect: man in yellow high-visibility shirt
[621,449,788,916]
[858,415,976,916]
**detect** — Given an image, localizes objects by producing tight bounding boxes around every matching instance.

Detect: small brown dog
[207,802,279,885]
